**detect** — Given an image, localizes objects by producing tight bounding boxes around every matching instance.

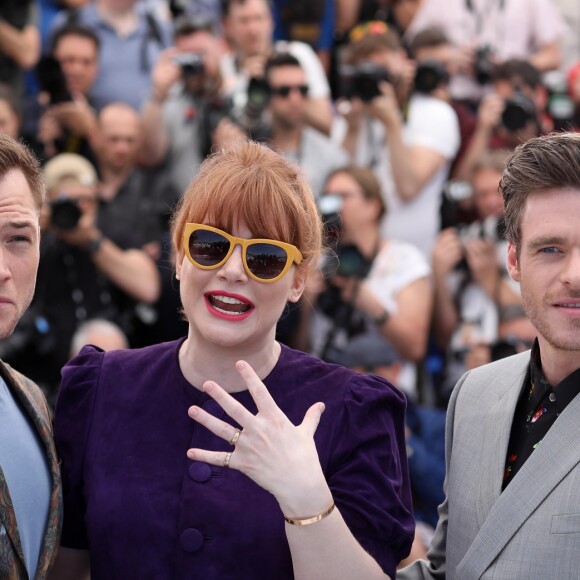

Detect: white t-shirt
[311,239,431,398]
[333,95,460,259]
[385,95,460,259]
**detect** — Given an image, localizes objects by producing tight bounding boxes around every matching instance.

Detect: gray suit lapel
[459,387,580,579]
[475,356,527,527]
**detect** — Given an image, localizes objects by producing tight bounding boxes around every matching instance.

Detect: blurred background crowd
[1,0,579,563]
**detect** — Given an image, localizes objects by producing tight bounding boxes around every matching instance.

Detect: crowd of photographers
[1,0,580,562]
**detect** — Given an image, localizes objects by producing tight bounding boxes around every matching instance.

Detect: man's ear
[506,242,521,282]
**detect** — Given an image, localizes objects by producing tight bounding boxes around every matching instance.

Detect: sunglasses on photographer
[182,223,303,283]
[270,84,309,98]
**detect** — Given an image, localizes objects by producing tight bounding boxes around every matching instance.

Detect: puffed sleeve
[54,345,105,549]
[326,373,414,577]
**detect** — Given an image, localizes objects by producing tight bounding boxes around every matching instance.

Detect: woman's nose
[217,244,248,282]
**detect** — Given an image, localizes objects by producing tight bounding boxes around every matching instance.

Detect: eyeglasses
[270,84,309,98]
[182,223,303,283]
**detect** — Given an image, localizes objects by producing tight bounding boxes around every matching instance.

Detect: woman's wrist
[284,502,335,526]
[278,479,334,522]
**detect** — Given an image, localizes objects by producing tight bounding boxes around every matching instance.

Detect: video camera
[339,62,391,101]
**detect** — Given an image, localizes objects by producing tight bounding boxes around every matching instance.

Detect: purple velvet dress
[54,339,414,579]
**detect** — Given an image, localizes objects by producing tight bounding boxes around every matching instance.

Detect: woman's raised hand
[187,361,333,518]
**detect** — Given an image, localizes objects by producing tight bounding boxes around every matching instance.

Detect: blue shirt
[51,4,171,111]
[0,376,52,576]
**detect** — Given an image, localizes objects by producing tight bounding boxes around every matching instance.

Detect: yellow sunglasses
[182,223,303,283]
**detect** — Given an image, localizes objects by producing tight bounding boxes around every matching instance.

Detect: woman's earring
[289,290,299,302]
[175,271,181,280]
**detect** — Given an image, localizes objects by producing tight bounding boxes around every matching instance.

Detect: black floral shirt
[503,340,580,489]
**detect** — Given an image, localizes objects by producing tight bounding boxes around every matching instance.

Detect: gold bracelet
[284,502,335,526]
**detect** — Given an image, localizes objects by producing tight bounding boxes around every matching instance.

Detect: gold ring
[229,428,242,446]
[223,451,233,468]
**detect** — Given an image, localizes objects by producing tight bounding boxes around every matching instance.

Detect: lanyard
[465,0,506,36]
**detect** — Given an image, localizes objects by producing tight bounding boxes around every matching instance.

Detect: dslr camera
[49,197,82,231]
[340,62,391,101]
[414,60,449,94]
[317,194,373,280]
[455,216,507,272]
[501,89,537,132]
[36,56,73,104]
[473,46,495,85]
[173,52,205,78]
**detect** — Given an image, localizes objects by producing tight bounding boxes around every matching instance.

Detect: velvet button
[189,462,212,483]
[180,528,204,553]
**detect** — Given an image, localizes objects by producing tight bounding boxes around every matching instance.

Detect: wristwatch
[373,308,391,326]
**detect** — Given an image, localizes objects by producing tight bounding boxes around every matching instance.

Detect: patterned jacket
[0,360,62,579]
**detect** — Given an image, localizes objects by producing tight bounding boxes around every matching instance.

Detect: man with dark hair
[50,0,171,111]
[0,133,61,578]
[22,23,101,164]
[399,131,580,579]
[264,52,348,196]
[454,58,547,180]
[220,0,332,134]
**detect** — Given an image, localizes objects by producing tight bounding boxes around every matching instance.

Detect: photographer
[3,151,160,400]
[264,53,348,197]
[404,0,563,105]
[431,150,531,399]
[306,166,433,399]
[23,23,100,163]
[141,15,246,196]
[220,0,333,135]
[332,24,459,258]
[453,59,547,181]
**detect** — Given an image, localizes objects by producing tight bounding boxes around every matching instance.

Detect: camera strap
[464,0,505,36]
[140,11,166,73]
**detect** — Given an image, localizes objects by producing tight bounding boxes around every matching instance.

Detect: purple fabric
[54,339,414,579]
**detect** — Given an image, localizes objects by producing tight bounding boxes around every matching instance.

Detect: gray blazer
[399,351,580,579]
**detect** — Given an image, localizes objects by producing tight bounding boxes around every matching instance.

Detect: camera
[340,62,391,101]
[490,336,532,361]
[173,52,205,78]
[473,46,495,85]
[455,216,506,272]
[501,89,536,132]
[236,77,271,140]
[50,197,82,231]
[36,56,73,104]
[318,194,373,279]
[414,60,449,94]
